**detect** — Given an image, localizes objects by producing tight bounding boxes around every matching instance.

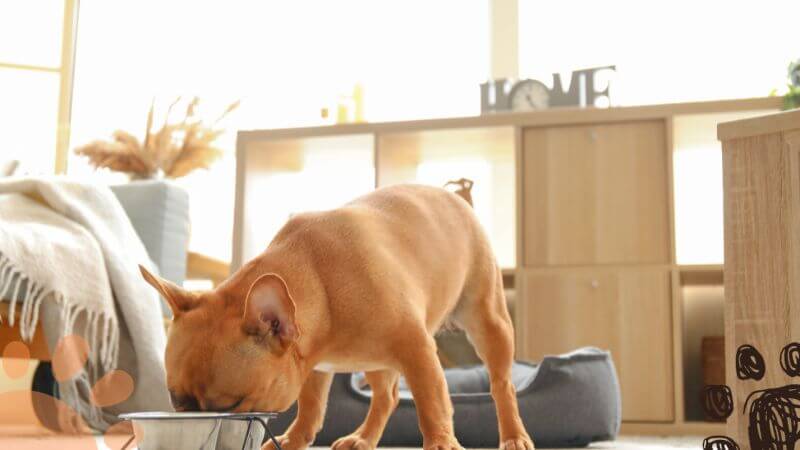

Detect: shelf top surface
[239,97,780,142]
[717,107,800,141]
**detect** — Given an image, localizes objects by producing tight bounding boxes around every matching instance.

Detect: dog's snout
[201,397,245,412]
[169,390,201,411]
[182,396,201,411]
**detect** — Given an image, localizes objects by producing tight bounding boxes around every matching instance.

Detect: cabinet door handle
[590,279,600,289]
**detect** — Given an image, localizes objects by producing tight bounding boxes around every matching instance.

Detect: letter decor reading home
[480,65,616,113]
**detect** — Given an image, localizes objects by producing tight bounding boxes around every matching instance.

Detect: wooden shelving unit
[233,97,782,435]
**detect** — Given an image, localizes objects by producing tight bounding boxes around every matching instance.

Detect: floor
[0,427,703,450]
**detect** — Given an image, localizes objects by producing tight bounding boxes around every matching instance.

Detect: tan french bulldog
[140,184,534,450]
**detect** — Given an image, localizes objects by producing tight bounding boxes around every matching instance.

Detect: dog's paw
[423,435,463,450]
[262,433,310,450]
[500,436,535,450]
[331,433,376,450]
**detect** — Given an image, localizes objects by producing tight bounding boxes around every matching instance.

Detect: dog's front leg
[263,370,334,450]
[397,336,463,450]
[331,370,400,450]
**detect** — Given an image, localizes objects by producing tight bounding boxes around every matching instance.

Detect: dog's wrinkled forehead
[165,305,224,365]
[165,300,258,381]
[165,320,208,378]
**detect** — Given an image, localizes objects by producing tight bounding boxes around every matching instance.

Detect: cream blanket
[0,177,171,429]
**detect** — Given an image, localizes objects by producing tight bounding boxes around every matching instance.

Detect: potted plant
[771,59,800,110]
[785,59,800,110]
[74,98,238,292]
[75,97,238,179]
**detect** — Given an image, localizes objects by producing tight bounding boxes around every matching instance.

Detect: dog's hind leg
[331,370,400,450]
[456,267,535,450]
[263,370,333,450]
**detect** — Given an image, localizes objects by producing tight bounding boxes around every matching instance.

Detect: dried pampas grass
[74,97,239,179]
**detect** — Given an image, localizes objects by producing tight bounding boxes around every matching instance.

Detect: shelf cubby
[377,126,516,268]
[236,134,375,265]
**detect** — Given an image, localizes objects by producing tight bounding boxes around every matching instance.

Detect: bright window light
[69,0,490,261]
[519,0,797,106]
[0,0,64,68]
[0,68,60,174]
[241,143,375,264]
[672,111,773,265]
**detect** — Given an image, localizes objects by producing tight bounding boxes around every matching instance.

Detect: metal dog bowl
[119,411,280,450]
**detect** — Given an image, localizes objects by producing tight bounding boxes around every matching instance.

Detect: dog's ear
[139,264,198,315]
[242,273,298,353]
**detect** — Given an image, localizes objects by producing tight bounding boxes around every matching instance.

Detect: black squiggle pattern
[780,342,800,377]
[745,384,800,450]
[737,344,766,381]
[702,385,734,421]
[702,435,740,450]
[704,343,800,449]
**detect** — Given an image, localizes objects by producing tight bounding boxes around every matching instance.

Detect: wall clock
[509,79,550,111]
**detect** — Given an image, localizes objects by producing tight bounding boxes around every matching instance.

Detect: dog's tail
[444,178,474,207]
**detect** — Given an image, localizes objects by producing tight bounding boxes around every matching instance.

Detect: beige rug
[0,426,704,450]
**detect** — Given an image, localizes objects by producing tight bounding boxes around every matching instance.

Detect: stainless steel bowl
[119,412,278,450]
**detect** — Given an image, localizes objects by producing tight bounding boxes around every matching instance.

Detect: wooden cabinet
[517,268,674,422]
[519,120,675,423]
[523,121,670,266]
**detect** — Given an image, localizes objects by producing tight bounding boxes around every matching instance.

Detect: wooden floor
[0,426,703,450]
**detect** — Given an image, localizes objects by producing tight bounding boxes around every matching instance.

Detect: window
[518,0,796,106]
[0,0,76,175]
[69,0,490,261]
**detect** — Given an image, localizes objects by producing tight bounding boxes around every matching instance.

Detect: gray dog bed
[272,347,620,448]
